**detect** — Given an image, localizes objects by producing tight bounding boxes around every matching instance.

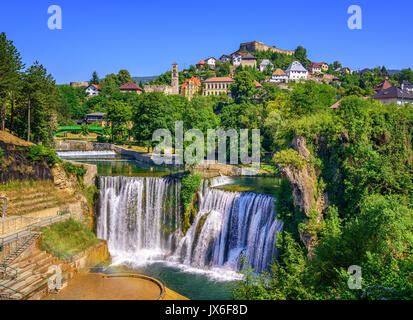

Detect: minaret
[171,62,179,95]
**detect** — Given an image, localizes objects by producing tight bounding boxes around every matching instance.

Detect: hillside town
[0,6,412,303]
[71,40,413,108]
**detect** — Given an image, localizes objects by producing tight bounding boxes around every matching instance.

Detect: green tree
[132,92,171,151]
[21,62,58,145]
[106,100,132,142]
[230,71,256,103]
[0,32,24,130]
[294,46,310,67]
[89,71,100,85]
[117,69,134,86]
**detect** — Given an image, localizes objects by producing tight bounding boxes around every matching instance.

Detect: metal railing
[0,198,6,219]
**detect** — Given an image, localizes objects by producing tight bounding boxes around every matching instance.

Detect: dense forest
[1,31,412,300]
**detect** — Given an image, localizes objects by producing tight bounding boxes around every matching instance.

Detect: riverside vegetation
[1,31,412,300]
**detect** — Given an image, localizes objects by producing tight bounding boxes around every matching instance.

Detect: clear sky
[1,0,412,84]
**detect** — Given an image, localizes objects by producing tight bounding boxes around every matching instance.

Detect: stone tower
[171,62,179,95]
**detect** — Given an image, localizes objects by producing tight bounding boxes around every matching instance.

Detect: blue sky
[1,0,412,84]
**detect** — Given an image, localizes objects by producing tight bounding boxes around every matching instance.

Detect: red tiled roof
[309,62,327,69]
[119,82,142,91]
[254,80,263,88]
[203,77,235,83]
[90,84,101,90]
[374,80,392,92]
[196,60,205,66]
[182,77,202,89]
[330,100,341,109]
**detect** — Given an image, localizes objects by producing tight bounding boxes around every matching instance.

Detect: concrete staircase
[1,233,41,268]
[0,249,71,300]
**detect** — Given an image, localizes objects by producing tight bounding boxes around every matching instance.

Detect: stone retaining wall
[55,141,251,176]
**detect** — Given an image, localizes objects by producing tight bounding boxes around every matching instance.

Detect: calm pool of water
[91,263,239,300]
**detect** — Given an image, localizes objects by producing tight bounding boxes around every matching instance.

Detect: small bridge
[54,126,104,137]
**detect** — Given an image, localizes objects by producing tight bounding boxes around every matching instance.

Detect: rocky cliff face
[0,139,54,184]
[276,136,327,253]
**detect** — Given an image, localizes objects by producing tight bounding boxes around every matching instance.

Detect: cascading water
[98,176,283,278]
[210,175,233,187]
[98,176,182,264]
[173,187,284,272]
[57,150,117,158]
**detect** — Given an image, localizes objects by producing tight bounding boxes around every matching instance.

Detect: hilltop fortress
[238,41,295,56]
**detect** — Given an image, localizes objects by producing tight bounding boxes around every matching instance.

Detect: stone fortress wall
[239,41,295,56]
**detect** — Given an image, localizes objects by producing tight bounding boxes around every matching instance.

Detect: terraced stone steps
[2,187,63,216]
[0,250,68,300]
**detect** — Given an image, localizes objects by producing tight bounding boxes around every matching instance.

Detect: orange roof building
[181,77,202,100]
[269,68,288,83]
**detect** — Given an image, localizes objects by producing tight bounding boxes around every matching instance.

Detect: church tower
[171,62,179,95]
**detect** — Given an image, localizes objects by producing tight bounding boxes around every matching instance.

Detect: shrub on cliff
[62,161,86,182]
[273,149,306,170]
[181,173,202,231]
[26,145,59,168]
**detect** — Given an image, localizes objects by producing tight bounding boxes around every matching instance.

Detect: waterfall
[98,176,283,276]
[210,175,233,187]
[57,150,117,158]
[98,176,182,264]
[173,188,283,272]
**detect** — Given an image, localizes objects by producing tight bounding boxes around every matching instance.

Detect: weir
[97,176,283,276]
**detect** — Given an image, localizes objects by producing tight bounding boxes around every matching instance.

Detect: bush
[181,173,202,231]
[26,145,60,168]
[41,218,98,259]
[181,173,202,211]
[0,147,4,164]
[62,161,86,181]
[97,136,109,143]
[273,149,306,170]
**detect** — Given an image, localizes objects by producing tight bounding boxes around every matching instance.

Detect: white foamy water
[57,150,117,158]
[97,176,283,281]
[210,175,233,187]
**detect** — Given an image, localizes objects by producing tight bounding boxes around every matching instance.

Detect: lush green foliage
[273,149,306,170]
[62,161,86,182]
[26,145,60,168]
[41,218,99,259]
[237,95,413,300]
[181,173,202,214]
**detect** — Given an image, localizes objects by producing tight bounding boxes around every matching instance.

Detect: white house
[85,84,101,96]
[268,69,288,83]
[286,61,308,81]
[371,86,413,105]
[204,57,216,69]
[232,54,243,66]
[401,80,413,92]
[219,55,232,64]
[259,59,274,72]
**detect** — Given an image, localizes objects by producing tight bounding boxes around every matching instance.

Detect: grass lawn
[41,218,99,259]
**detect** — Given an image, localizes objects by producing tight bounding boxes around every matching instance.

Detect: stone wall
[68,240,109,273]
[144,84,176,95]
[239,41,295,56]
